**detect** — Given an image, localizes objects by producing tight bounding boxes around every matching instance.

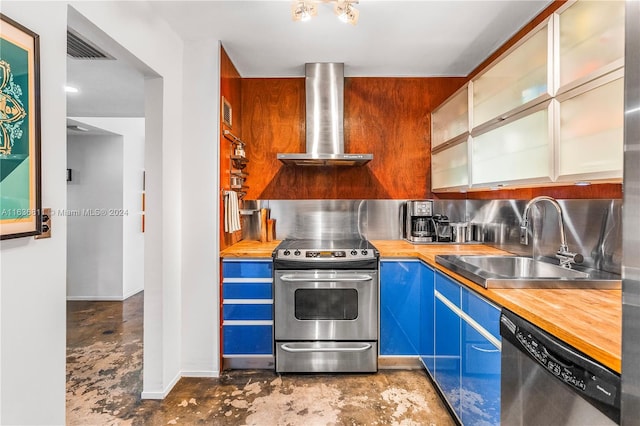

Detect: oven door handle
[279,343,372,353]
[279,274,373,282]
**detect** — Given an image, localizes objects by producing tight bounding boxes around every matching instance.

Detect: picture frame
[0,14,41,240]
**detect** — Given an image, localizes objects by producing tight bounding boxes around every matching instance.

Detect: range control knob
[351,250,358,256]
[294,250,301,256]
[361,250,368,256]
[283,250,290,256]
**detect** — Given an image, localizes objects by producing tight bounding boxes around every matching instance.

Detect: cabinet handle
[280,274,373,282]
[471,344,500,353]
[280,343,372,353]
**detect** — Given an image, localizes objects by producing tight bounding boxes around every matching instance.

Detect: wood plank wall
[220,47,243,250]
[241,77,465,199]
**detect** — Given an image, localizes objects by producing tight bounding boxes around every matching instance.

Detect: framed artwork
[0,14,41,240]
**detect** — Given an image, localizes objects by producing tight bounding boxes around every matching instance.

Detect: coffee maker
[404,200,436,243]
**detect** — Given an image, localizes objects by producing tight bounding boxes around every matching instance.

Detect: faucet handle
[556,250,584,268]
[519,223,529,245]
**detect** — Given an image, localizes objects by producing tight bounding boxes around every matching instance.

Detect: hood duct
[277,63,373,166]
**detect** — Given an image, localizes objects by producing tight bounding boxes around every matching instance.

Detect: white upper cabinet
[556,0,625,94]
[430,0,625,192]
[556,70,624,181]
[431,136,469,191]
[432,84,469,149]
[471,102,553,188]
[472,20,552,130]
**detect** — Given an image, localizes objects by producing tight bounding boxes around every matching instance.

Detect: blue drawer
[222,260,272,278]
[223,303,273,320]
[223,325,273,355]
[462,287,501,341]
[435,271,461,306]
[223,282,272,299]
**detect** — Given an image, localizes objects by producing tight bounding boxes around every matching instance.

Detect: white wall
[0,3,68,424]
[0,2,223,421]
[69,117,145,300]
[180,39,221,377]
[67,133,124,299]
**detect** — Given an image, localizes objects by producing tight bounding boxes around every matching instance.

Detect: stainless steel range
[273,238,379,373]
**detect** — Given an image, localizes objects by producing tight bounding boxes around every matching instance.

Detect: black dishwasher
[500,309,620,425]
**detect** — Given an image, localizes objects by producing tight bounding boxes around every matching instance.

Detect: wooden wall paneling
[240,76,465,199]
[220,46,243,250]
[240,78,306,199]
[437,183,623,200]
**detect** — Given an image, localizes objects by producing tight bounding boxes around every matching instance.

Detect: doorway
[65,6,154,419]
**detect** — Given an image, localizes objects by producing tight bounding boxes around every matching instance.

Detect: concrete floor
[66,292,455,425]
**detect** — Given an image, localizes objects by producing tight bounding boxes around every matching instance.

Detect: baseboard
[66,295,126,301]
[141,371,181,400]
[181,370,220,378]
[123,287,143,300]
[378,356,423,370]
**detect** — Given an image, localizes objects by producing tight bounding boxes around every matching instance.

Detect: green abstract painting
[0,14,40,239]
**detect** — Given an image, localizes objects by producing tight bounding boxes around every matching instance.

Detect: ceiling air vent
[67,29,114,60]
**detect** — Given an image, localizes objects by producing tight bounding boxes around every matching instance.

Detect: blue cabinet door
[380,260,421,355]
[434,272,462,418]
[461,287,501,426]
[419,262,435,372]
[461,323,501,426]
[222,260,272,278]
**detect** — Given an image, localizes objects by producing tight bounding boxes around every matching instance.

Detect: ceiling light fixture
[65,85,79,93]
[334,1,359,25]
[291,0,359,25]
[291,1,318,22]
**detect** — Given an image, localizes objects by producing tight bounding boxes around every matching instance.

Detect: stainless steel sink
[435,255,621,289]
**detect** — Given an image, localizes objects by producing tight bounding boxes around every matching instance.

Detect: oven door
[274,269,378,341]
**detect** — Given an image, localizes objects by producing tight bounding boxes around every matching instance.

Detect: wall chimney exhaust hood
[277,63,373,166]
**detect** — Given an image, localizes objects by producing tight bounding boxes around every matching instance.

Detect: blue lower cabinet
[434,285,462,418]
[223,282,272,300]
[433,271,501,425]
[461,324,501,426]
[222,260,272,279]
[419,263,435,372]
[223,324,273,355]
[380,261,422,355]
[222,259,274,359]
[223,303,272,321]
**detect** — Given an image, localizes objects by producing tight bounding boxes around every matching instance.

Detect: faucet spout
[520,196,583,268]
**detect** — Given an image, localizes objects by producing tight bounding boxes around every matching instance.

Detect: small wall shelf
[224,130,250,199]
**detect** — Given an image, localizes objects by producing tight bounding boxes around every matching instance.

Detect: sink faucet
[520,196,584,268]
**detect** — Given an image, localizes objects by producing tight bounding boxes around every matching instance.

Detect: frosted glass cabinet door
[431,139,469,191]
[558,76,624,180]
[432,85,469,148]
[471,103,552,187]
[558,0,625,91]
[473,22,550,128]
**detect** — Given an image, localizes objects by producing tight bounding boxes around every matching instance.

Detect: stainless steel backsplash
[243,198,621,275]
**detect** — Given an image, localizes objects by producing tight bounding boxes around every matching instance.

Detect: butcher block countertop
[220,239,622,373]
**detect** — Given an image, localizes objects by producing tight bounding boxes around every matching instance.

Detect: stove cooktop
[273,238,378,262]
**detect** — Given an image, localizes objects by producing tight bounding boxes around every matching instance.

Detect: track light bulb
[291,1,317,22]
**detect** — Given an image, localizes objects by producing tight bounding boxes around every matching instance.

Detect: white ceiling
[66,0,552,117]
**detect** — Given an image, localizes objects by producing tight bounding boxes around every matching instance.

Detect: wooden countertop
[220,239,622,373]
[220,240,281,258]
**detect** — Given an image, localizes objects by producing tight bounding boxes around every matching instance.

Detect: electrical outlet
[34,208,51,239]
